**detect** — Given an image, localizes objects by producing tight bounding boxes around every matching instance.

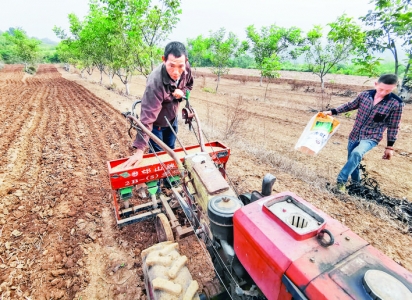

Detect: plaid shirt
[332,90,404,146]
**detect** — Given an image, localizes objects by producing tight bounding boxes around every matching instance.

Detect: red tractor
[107,100,412,300]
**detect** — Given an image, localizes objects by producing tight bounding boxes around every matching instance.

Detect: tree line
[1,0,410,99]
[187,0,411,96]
[0,28,59,72]
[53,0,181,95]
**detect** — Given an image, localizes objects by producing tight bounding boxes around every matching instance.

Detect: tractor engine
[186,154,412,300]
[203,187,412,300]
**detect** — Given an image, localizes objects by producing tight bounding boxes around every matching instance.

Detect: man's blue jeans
[337,139,378,184]
[148,118,178,153]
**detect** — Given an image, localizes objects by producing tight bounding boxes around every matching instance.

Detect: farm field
[0,64,411,299]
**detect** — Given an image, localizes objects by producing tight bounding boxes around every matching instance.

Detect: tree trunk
[109,72,113,85]
[216,73,220,92]
[393,42,399,76]
[264,78,270,101]
[260,75,263,87]
[402,64,410,88]
[100,70,103,85]
[321,77,325,110]
[125,81,130,95]
[400,57,411,100]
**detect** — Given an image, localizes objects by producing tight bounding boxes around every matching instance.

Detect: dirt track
[1,64,411,299]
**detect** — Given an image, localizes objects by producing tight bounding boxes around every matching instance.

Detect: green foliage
[0,27,58,64]
[261,54,281,79]
[261,53,281,100]
[361,0,412,92]
[187,35,255,69]
[229,54,256,69]
[2,29,41,70]
[207,28,240,91]
[306,26,323,42]
[0,32,17,63]
[202,87,215,93]
[301,15,366,89]
[53,0,182,94]
[42,51,60,63]
[187,35,212,68]
[245,24,304,78]
[278,59,406,77]
[279,61,310,72]
[39,43,59,63]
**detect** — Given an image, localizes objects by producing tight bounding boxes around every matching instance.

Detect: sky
[166,0,376,43]
[0,0,375,43]
[0,0,89,40]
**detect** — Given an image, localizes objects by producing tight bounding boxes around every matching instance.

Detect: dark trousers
[148,118,178,153]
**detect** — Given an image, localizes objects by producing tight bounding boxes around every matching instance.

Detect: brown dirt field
[0,64,411,299]
[0,65,213,299]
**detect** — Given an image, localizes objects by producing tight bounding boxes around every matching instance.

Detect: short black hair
[378,74,398,85]
[164,42,187,61]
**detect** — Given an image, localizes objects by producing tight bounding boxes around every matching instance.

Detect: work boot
[336,183,346,194]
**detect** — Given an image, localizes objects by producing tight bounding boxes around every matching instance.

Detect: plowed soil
[0,65,213,299]
[0,64,411,299]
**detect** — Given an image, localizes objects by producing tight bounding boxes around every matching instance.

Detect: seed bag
[295,112,340,156]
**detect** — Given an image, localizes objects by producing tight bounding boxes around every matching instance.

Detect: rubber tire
[155,213,174,242]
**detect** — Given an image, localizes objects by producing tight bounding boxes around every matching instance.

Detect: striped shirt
[332,90,404,146]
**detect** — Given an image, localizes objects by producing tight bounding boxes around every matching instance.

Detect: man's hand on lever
[172,89,184,99]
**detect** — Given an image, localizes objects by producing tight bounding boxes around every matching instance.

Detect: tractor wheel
[141,241,200,300]
[155,213,174,242]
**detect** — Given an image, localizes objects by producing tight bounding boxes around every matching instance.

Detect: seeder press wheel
[155,213,174,242]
